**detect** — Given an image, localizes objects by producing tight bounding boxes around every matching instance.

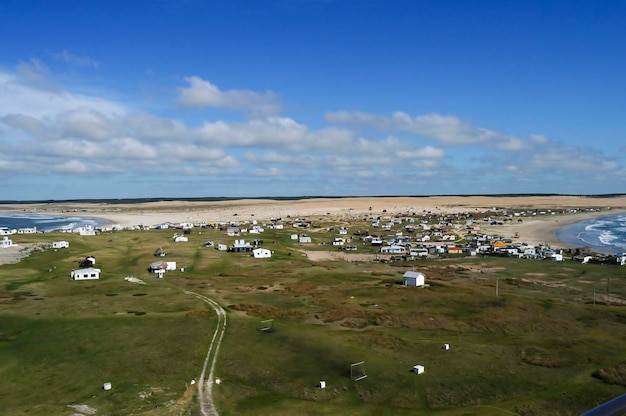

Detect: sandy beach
[1,195,626,264]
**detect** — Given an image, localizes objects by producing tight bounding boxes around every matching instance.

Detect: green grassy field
[1,222,626,415]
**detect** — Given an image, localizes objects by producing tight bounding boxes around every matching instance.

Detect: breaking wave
[557,213,626,254]
[0,213,110,232]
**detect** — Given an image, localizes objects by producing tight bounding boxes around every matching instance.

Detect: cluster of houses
[8,206,621,285]
[1,225,99,236]
[371,236,566,261]
[0,226,36,235]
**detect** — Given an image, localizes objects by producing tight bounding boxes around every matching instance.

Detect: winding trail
[184,290,227,416]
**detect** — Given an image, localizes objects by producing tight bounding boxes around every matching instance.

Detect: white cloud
[177,76,280,117]
[1,114,46,136]
[396,146,445,159]
[16,59,49,85]
[52,159,90,174]
[159,143,226,161]
[52,159,122,174]
[1,63,624,197]
[194,117,307,147]
[326,110,533,150]
[297,127,354,152]
[46,139,103,158]
[125,113,187,140]
[0,70,126,121]
[243,151,294,164]
[58,108,120,140]
[253,167,283,177]
[51,50,99,68]
[531,134,548,144]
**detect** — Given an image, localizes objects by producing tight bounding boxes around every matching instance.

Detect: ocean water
[0,213,110,232]
[556,212,626,254]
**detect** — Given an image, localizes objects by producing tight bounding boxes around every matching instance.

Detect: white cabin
[149,261,177,273]
[252,248,272,258]
[298,235,312,243]
[76,226,96,236]
[0,236,15,248]
[403,271,425,287]
[380,245,405,254]
[71,267,101,280]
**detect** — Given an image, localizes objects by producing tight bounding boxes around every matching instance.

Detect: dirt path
[297,249,379,262]
[184,290,227,416]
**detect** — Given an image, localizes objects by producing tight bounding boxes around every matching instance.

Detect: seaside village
[1,206,624,282]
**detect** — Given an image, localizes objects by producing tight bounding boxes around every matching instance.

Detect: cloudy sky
[1,0,625,200]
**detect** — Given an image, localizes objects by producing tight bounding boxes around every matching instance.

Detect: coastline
[1,196,626,263]
[482,210,626,250]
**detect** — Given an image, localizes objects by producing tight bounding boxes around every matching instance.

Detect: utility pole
[496,275,499,297]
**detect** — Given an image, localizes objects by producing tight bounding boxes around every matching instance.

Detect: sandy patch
[298,250,379,262]
[0,244,39,266]
[67,404,96,415]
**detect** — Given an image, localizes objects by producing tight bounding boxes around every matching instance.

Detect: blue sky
[1,0,625,200]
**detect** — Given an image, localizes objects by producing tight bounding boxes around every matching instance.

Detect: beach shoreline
[1,196,625,264]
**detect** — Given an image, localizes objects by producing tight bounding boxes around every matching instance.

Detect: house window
[90,273,96,278]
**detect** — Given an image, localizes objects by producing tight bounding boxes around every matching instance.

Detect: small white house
[149,261,177,273]
[550,253,564,261]
[403,271,425,287]
[173,235,188,242]
[18,227,37,234]
[75,226,96,236]
[71,267,101,280]
[52,241,70,249]
[226,226,241,236]
[298,235,312,243]
[252,248,272,258]
[0,236,15,248]
[413,365,425,374]
[380,245,405,254]
[409,247,428,257]
[250,225,264,234]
